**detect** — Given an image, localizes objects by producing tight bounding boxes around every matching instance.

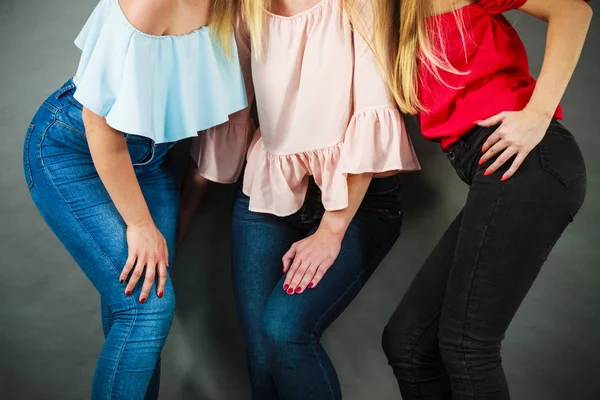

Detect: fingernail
[295,287,302,293]
[140,297,146,304]
[474,120,482,124]
[158,292,164,298]
[500,175,509,182]
[283,284,289,291]
[120,279,125,284]
[484,169,492,176]
[125,290,132,296]
[481,147,487,153]
[478,158,485,166]
[287,288,294,295]
[308,282,315,289]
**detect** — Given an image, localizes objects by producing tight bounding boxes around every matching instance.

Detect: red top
[418,0,563,150]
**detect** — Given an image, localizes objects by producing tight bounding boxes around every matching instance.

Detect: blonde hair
[210,0,238,56]
[368,0,470,114]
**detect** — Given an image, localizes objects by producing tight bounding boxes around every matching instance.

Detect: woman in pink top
[179,1,420,398]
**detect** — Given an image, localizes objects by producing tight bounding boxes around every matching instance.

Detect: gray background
[1,0,599,399]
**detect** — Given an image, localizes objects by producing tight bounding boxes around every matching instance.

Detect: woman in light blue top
[22,0,247,398]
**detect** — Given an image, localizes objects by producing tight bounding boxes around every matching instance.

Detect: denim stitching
[407,309,442,396]
[24,124,35,189]
[40,122,138,396]
[458,183,506,399]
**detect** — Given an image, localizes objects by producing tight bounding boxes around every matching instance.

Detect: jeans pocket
[126,135,155,166]
[23,124,35,190]
[362,181,403,220]
[538,124,586,187]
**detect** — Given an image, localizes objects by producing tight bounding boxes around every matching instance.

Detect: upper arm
[516,0,592,21]
[118,0,175,35]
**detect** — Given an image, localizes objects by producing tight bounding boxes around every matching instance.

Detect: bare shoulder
[118,0,176,36]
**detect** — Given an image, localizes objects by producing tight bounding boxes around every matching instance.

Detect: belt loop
[55,79,77,100]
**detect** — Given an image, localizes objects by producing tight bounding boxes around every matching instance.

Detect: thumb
[476,112,508,127]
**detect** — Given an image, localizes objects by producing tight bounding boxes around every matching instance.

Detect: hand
[120,220,169,303]
[477,107,552,181]
[281,227,343,295]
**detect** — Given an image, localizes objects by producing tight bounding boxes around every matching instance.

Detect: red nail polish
[287,288,294,295]
[478,158,485,166]
[125,290,132,296]
[481,148,487,153]
[308,282,315,289]
[158,292,164,298]
[484,169,491,176]
[501,175,508,182]
[283,284,289,291]
[140,297,146,304]
[295,287,302,293]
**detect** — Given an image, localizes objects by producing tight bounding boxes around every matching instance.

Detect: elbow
[574,1,593,26]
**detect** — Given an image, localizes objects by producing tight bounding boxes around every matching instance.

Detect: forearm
[318,173,373,239]
[83,107,153,227]
[523,0,593,116]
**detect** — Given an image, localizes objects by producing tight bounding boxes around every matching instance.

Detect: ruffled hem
[192,120,255,184]
[72,0,247,143]
[242,108,420,216]
[341,108,421,174]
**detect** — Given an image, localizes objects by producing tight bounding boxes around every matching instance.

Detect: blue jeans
[23,80,178,400]
[231,176,404,400]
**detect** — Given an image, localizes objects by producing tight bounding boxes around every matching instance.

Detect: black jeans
[382,120,586,400]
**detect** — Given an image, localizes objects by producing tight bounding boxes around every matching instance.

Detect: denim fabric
[231,176,404,400]
[382,121,586,400]
[23,80,179,400]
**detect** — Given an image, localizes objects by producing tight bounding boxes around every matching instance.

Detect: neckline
[265,0,334,20]
[114,0,209,39]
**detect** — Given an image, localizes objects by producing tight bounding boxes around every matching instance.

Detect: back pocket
[23,124,35,190]
[538,122,586,187]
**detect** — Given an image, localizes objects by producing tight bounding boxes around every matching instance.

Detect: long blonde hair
[369,0,469,114]
[210,0,238,56]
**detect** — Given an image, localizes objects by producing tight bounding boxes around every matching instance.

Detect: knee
[260,310,311,353]
[382,318,416,368]
[135,287,176,337]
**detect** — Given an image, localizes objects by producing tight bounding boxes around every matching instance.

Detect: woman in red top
[373,0,593,398]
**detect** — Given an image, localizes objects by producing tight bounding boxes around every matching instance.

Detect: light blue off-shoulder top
[72,0,248,143]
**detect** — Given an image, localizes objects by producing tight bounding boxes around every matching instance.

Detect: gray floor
[1,1,599,399]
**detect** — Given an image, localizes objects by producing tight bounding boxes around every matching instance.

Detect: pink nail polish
[295,287,302,293]
[484,169,492,176]
[478,158,485,166]
[481,148,487,153]
[287,288,294,295]
[308,282,315,289]
[500,175,509,182]
[140,297,146,304]
[283,284,289,291]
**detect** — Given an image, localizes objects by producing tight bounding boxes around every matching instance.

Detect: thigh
[263,196,403,338]
[441,142,585,344]
[230,188,304,337]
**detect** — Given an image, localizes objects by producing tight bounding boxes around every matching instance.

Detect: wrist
[126,215,154,229]
[524,102,555,121]
[318,217,348,241]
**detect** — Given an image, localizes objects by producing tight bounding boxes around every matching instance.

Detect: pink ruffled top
[192,0,420,216]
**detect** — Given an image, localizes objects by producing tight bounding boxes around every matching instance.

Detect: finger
[157,261,167,298]
[476,112,508,128]
[282,244,297,274]
[297,261,320,294]
[163,239,170,268]
[310,261,334,288]
[481,130,503,154]
[125,255,145,296]
[501,152,528,181]
[480,139,508,167]
[288,259,312,294]
[120,252,136,283]
[284,256,303,294]
[485,147,518,176]
[139,258,156,303]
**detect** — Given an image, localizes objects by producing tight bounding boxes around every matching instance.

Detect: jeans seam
[54,119,85,135]
[39,138,138,397]
[459,183,506,399]
[407,309,442,395]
